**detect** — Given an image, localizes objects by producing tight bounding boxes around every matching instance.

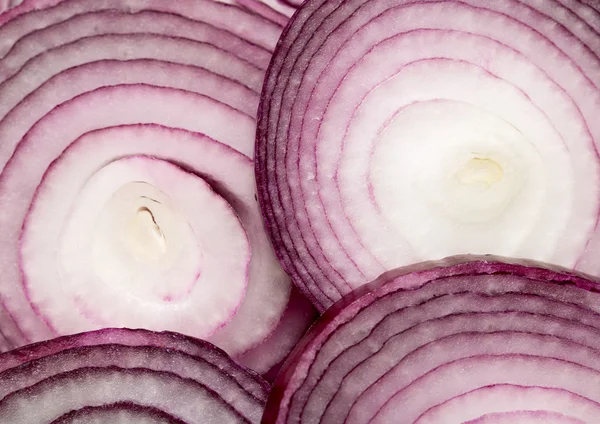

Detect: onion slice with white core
[263,256,600,424]
[10,116,284,355]
[0,328,269,424]
[0,0,282,54]
[0,0,316,372]
[49,156,250,333]
[256,0,600,311]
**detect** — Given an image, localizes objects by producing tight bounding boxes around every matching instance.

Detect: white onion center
[90,180,200,301]
[370,99,544,258]
[22,153,251,336]
[127,206,169,263]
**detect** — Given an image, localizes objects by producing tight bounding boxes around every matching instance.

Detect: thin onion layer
[264,256,600,423]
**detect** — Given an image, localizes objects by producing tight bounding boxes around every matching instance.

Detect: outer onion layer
[264,256,600,424]
[256,0,600,311]
[0,0,282,53]
[0,0,315,375]
[0,328,269,423]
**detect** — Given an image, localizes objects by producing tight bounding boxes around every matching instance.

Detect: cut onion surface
[0,0,282,54]
[264,256,600,424]
[0,328,269,423]
[0,0,315,376]
[10,114,281,354]
[236,285,318,380]
[0,9,272,83]
[256,0,600,311]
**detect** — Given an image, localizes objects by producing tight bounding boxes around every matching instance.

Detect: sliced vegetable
[256,0,600,311]
[0,328,269,423]
[0,0,316,376]
[264,256,600,423]
[10,115,283,355]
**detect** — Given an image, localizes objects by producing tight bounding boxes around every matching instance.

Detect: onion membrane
[0,328,269,423]
[0,0,316,374]
[264,256,600,423]
[256,0,600,311]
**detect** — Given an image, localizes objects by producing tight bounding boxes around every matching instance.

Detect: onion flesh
[0,328,269,423]
[0,0,317,377]
[256,0,600,311]
[264,256,600,424]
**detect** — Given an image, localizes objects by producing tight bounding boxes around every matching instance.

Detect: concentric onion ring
[264,256,600,423]
[256,0,600,311]
[0,0,281,53]
[51,403,188,424]
[0,328,269,423]
[0,0,316,374]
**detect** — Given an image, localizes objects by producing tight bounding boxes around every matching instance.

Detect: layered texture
[0,328,269,423]
[256,0,600,310]
[264,256,600,423]
[0,0,315,375]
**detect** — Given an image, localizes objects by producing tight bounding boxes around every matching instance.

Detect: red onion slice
[0,0,21,13]
[228,0,290,27]
[0,330,9,352]
[264,256,600,423]
[0,32,264,119]
[27,155,250,336]
[257,0,600,310]
[0,328,269,423]
[9,118,286,356]
[0,0,314,372]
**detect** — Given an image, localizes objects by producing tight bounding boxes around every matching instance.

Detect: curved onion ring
[0,328,269,423]
[264,255,600,423]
